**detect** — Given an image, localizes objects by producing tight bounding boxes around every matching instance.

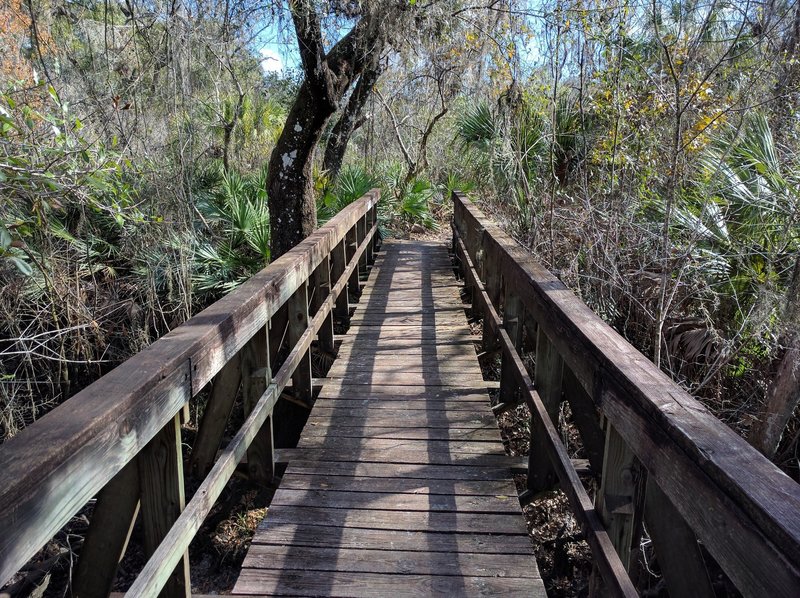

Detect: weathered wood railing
[451,191,800,598]
[0,191,380,597]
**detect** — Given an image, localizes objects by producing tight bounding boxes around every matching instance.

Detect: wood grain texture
[453,192,800,595]
[0,191,379,586]
[233,241,542,596]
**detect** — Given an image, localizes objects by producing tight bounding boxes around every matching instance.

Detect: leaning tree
[266,0,399,257]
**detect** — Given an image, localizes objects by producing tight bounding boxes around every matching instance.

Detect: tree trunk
[267,79,337,257]
[323,57,383,180]
[265,0,386,258]
[750,255,800,459]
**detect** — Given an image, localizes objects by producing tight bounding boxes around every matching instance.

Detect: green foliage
[0,82,141,277]
[318,165,378,223]
[193,164,271,296]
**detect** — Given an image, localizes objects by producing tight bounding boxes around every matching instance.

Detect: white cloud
[259,48,283,74]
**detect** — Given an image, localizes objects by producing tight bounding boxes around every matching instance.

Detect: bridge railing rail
[451,191,800,598]
[0,191,380,597]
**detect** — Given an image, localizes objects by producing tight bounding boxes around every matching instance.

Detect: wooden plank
[287,283,312,405]
[595,424,644,571]
[313,398,490,411]
[500,291,523,405]
[280,447,519,468]
[73,461,140,598]
[277,475,517,496]
[137,414,190,598]
[249,524,533,554]
[316,383,489,398]
[284,460,518,481]
[242,545,539,578]
[189,353,242,477]
[324,370,487,385]
[454,192,800,593]
[0,192,381,586]
[233,569,543,596]
[294,438,506,455]
[299,425,501,442]
[527,327,563,493]
[644,479,715,598]
[562,366,605,475]
[270,489,521,513]
[331,240,350,320]
[311,255,335,354]
[261,505,528,535]
[305,408,496,428]
[241,328,274,484]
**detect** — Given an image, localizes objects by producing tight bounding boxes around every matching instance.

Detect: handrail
[451,191,800,597]
[0,190,380,596]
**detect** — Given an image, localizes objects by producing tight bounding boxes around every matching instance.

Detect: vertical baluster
[189,353,242,477]
[561,367,605,474]
[241,326,274,484]
[346,225,359,297]
[138,413,191,598]
[594,425,643,569]
[499,289,523,406]
[312,256,335,355]
[481,246,501,351]
[73,462,140,598]
[357,214,368,279]
[288,282,313,405]
[527,328,563,493]
[331,240,349,320]
[370,204,379,255]
[643,479,714,598]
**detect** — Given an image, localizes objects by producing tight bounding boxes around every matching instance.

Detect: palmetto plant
[318,165,377,224]
[193,164,271,296]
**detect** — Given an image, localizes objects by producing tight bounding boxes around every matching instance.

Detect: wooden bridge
[1,192,799,597]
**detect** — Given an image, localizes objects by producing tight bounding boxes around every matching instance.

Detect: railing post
[288,282,313,404]
[357,213,368,280]
[331,240,349,320]
[481,246,501,351]
[241,326,274,484]
[137,413,191,598]
[643,479,715,598]
[364,211,373,266]
[311,256,335,356]
[499,288,523,406]
[592,424,645,575]
[561,367,605,474]
[527,328,563,493]
[73,461,140,598]
[189,353,242,477]
[369,204,379,256]
[346,225,360,298]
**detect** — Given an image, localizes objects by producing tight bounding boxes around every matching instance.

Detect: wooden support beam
[645,479,715,598]
[595,424,645,571]
[527,328,564,493]
[137,414,190,598]
[311,256,335,355]
[346,226,360,297]
[499,291,523,405]
[562,367,605,475]
[287,283,312,405]
[241,327,274,484]
[481,248,501,351]
[357,215,368,279]
[73,461,140,598]
[189,353,242,478]
[331,240,349,321]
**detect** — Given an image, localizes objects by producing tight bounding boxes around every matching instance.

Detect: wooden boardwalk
[232,241,544,596]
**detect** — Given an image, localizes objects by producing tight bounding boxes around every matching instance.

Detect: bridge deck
[232,240,544,596]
